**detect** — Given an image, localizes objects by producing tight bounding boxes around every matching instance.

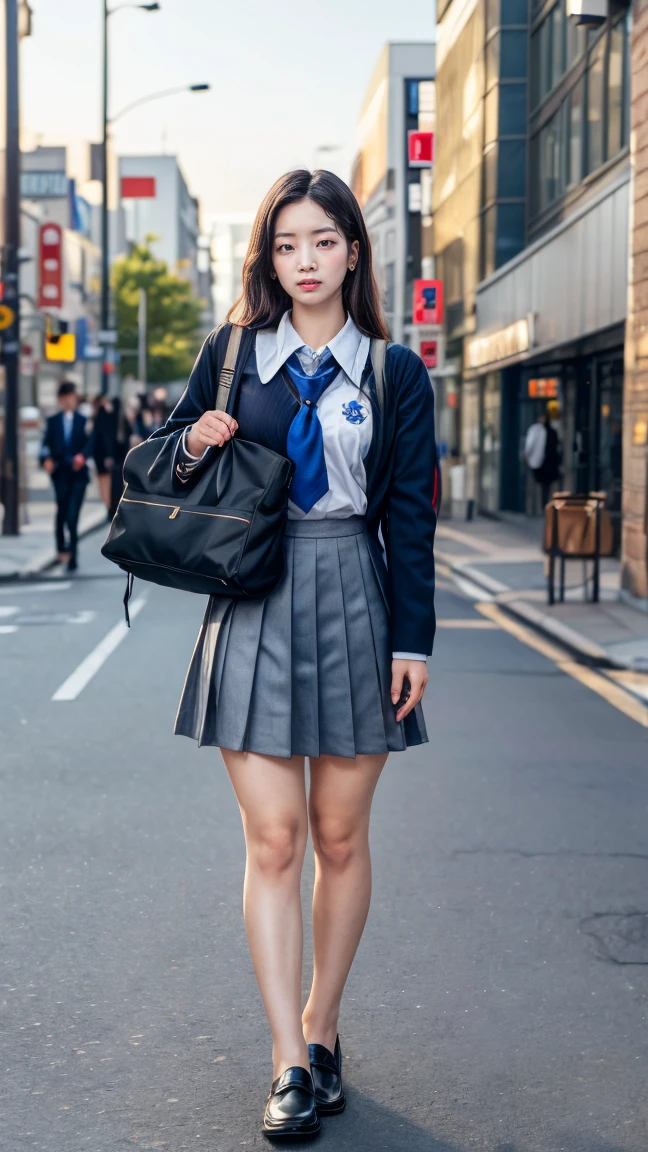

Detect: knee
[247,821,305,879]
[311,817,361,873]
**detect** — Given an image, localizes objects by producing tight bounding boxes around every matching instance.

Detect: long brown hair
[228,169,390,339]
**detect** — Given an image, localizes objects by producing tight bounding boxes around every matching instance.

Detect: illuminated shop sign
[528,378,559,398]
[465,317,532,370]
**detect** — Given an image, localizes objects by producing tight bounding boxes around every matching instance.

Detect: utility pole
[137,287,147,386]
[2,0,21,535]
[100,0,110,395]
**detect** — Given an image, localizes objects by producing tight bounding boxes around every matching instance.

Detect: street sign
[98,330,118,344]
[420,339,438,369]
[408,131,434,167]
[121,176,156,198]
[38,222,63,308]
[0,304,16,331]
[413,279,444,325]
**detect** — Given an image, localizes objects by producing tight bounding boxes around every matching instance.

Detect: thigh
[222,749,308,840]
[308,753,388,838]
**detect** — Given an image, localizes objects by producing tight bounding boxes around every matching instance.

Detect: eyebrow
[274,226,339,238]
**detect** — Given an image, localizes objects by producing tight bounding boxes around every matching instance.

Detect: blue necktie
[284,349,339,514]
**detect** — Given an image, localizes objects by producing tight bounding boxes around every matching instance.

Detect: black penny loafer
[263,1065,321,1139]
[308,1035,345,1115]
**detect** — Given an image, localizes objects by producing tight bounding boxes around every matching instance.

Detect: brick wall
[622,0,648,601]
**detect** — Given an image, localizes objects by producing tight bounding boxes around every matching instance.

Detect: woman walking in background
[155,169,437,1139]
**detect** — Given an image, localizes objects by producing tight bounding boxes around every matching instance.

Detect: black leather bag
[101,325,294,619]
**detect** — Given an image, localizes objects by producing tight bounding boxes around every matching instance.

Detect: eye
[317,238,335,248]
[276,243,294,253]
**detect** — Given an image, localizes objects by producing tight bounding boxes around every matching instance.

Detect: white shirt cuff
[181,426,210,463]
[392,652,427,661]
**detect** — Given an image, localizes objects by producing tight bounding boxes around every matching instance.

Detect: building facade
[117,155,202,294]
[437,0,631,545]
[351,42,436,345]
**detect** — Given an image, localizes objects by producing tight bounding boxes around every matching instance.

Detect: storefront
[465,166,629,545]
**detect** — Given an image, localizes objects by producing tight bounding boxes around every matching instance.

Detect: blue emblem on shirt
[342,400,367,425]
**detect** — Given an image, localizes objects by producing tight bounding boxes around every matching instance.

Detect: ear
[348,239,360,271]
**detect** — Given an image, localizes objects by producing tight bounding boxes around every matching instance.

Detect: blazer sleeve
[39,416,54,464]
[149,327,227,484]
[384,349,437,655]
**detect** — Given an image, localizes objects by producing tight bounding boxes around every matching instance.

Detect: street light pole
[2,0,21,535]
[101,0,110,395]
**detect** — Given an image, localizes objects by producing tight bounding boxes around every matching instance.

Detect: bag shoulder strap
[369,338,389,412]
[215,324,243,412]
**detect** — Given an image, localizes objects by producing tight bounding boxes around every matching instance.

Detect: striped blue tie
[284,349,339,514]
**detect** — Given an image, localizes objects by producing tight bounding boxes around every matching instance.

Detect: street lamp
[110,83,210,125]
[101,1,161,394]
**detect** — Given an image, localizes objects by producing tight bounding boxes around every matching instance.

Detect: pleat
[290,536,320,757]
[314,536,356,759]
[336,535,388,755]
[175,596,231,745]
[244,537,294,757]
[214,595,268,752]
[356,535,406,752]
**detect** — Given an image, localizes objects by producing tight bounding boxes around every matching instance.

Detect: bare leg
[302,752,388,1053]
[97,472,111,511]
[222,748,310,1079]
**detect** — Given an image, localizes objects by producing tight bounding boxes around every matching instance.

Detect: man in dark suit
[40,381,93,572]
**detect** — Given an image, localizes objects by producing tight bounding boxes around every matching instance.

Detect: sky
[20,0,435,222]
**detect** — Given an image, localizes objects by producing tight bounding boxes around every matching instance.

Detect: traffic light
[45,314,76,362]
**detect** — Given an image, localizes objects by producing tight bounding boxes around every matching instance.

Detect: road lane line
[51,595,148,702]
[478,602,648,729]
[437,619,499,629]
[0,581,72,594]
[455,576,494,602]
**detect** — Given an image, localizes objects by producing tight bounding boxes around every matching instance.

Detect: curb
[437,548,648,704]
[0,507,108,583]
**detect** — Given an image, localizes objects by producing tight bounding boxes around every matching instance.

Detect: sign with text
[38,222,63,309]
[121,176,157,199]
[413,279,443,325]
[408,131,434,167]
[420,339,438,369]
[528,377,558,398]
[21,170,68,199]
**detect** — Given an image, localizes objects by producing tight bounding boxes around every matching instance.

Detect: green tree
[112,240,204,383]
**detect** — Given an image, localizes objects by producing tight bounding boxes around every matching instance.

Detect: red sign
[38,222,63,309]
[121,176,157,199]
[420,340,438,369]
[413,279,443,325]
[408,131,434,167]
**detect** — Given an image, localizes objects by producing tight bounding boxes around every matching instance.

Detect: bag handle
[370,338,387,412]
[216,324,243,413]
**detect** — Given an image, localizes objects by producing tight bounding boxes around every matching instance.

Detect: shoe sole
[316,1095,346,1115]
[262,1119,321,1140]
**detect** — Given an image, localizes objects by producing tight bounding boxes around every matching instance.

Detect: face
[58,391,78,413]
[271,198,359,307]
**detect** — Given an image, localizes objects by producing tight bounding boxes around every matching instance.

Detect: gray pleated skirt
[175,516,428,759]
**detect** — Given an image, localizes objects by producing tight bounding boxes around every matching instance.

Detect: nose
[296,247,317,272]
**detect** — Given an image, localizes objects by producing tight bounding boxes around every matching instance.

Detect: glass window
[531,17,551,105]
[500,29,528,78]
[496,204,525,266]
[550,2,565,88]
[537,104,565,213]
[499,82,527,134]
[567,79,584,187]
[406,80,419,117]
[566,15,586,67]
[607,19,625,159]
[501,0,527,23]
[498,139,527,197]
[586,37,605,173]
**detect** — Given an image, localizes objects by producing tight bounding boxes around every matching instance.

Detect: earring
[349,263,356,272]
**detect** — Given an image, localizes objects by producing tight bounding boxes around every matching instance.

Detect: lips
[298,280,321,291]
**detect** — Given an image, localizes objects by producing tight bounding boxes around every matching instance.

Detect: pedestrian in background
[91,395,119,518]
[524,400,562,507]
[40,380,93,572]
[151,169,437,1139]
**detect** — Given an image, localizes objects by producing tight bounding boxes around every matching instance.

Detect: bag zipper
[121,496,250,524]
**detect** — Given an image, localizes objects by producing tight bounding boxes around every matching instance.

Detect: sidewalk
[436,514,648,703]
[0,468,107,580]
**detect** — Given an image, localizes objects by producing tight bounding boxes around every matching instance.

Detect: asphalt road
[1,528,647,1152]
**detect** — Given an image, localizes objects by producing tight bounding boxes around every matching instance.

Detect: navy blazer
[40,411,93,481]
[152,324,438,655]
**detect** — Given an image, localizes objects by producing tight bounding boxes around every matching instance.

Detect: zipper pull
[169,506,180,519]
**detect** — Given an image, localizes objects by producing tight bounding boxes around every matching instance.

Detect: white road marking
[437,618,499,629]
[0,606,18,617]
[51,596,148,702]
[0,581,72,594]
[0,625,18,634]
[454,576,494,602]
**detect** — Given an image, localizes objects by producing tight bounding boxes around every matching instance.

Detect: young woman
[156,169,437,1139]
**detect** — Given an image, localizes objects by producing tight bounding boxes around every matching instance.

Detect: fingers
[392,660,428,723]
[194,410,238,448]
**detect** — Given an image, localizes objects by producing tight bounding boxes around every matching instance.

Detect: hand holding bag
[101,325,294,621]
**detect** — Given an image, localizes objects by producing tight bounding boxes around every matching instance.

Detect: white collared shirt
[256,311,372,522]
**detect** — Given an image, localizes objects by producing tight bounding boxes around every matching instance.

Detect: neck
[289,293,346,351]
